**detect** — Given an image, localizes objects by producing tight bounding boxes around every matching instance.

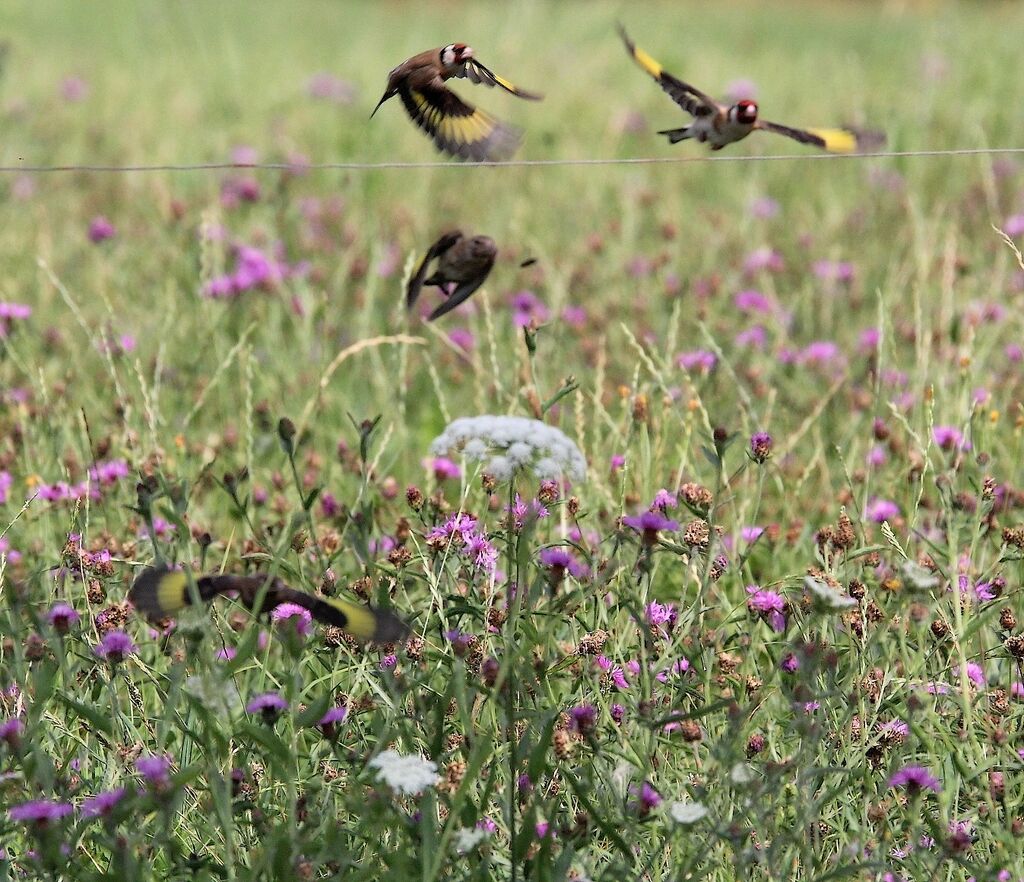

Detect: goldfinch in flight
[129,566,410,643]
[371,43,542,161]
[618,25,883,153]
[407,230,497,320]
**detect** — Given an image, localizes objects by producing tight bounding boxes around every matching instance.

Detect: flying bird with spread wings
[618,25,883,153]
[406,230,498,321]
[129,567,410,644]
[371,43,542,161]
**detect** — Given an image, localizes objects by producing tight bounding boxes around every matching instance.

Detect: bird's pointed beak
[369,91,391,119]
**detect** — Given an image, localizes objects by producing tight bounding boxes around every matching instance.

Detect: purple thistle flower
[651,488,677,511]
[306,73,357,104]
[447,327,475,351]
[246,691,288,723]
[780,653,800,673]
[60,75,89,101]
[319,491,341,518]
[743,247,784,275]
[629,781,662,816]
[430,457,462,481]
[539,547,588,581]
[509,290,550,327]
[865,497,900,523]
[749,196,780,219]
[749,431,772,463]
[562,304,588,327]
[812,259,855,283]
[568,704,598,736]
[136,753,172,788]
[609,453,626,473]
[271,602,312,639]
[746,586,786,632]
[81,787,127,819]
[88,459,130,484]
[622,510,679,545]
[932,425,966,451]
[1004,214,1024,238]
[734,289,774,313]
[0,716,24,747]
[645,600,676,630]
[610,703,626,723]
[888,765,941,794]
[88,216,116,243]
[465,532,499,574]
[676,349,717,373]
[46,602,81,634]
[317,705,348,738]
[94,630,137,663]
[8,799,73,826]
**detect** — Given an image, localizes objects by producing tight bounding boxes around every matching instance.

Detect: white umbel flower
[804,576,857,611]
[453,826,491,853]
[430,415,587,484]
[368,749,438,795]
[669,800,709,825]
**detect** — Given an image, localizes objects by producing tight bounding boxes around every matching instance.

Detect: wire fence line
[0,146,1022,174]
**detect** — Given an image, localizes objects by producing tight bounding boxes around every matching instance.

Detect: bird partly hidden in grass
[406,230,498,321]
[129,566,410,643]
[371,43,542,161]
[617,25,884,153]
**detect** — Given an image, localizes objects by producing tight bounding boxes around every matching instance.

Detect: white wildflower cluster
[430,415,587,483]
[669,800,709,825]
[367,749,438,796]
[453,826,491,853]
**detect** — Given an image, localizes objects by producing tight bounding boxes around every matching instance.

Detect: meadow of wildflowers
[2,0,1024,879]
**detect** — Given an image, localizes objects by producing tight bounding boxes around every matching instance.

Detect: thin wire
[0,146,1022,174]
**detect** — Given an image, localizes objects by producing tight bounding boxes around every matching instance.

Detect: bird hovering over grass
[406,230,498,321]
[371,43,542,161]
[129,566,409,643]
[617,25,883,153]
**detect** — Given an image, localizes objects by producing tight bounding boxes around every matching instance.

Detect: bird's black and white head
[441,43,473,67]
[730,100,759,125]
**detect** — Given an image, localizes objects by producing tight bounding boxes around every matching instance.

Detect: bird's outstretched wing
[398,83,521,161]
[129,566,410,644]
[427,257,495,322]
[617,25,717,117]
[454,59,543,101]
[407,231,463,309]
[757,120,884,153]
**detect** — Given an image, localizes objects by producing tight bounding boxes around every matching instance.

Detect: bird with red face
[371,43,542,161]
[618,25,883,153]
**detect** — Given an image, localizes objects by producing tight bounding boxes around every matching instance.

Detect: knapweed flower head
[622,510,679,545]
[429,415,587,484]
[746,586,787,632]
[865,497,900,523]
[46,602,81,634]
[507,493,549,530]
[750,431,773,463]
[246,691,288,723]
[81,787,127,819]
[888,765,941,795]
[88,216,116,243]
[8,799,73,827]
[629,781,662,816]
[270,602,312,638]
[316,705,348,738]
[0,302,32,338]
[568,704,598,736]
[0,716,24,747]
[136,753,173,788]
[94,630,137,663]
[538,547,589,581]
[367,748,438,796]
